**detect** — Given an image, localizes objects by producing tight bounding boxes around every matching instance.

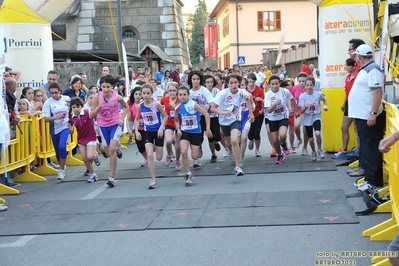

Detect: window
[122,30,137,39]
[51,25,66,40]
[222,15,229,37]
[257,11,281,31]
[223,52,230,69]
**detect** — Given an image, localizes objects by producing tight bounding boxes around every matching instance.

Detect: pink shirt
[129,103,144,130]
[291,85,307,113]
[70,109,97,145]
[97,91,120,127]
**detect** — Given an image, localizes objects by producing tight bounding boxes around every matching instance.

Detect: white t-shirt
[212,89,249,126]
[253,71,266,87]
[264,88,293,121]
[190,86,214,114]
[42,96,70,134]
[207,87,219,118]
[298,91,324,126]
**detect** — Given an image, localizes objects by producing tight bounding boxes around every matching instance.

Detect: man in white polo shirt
[253,65,266,87]
[348,44,385,192]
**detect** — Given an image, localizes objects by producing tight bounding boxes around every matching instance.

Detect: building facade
[204,22,218,60]
[209,0,317,69]
[52,0,190,70]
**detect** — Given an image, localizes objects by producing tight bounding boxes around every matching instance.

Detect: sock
[187,171,192,176]
[280,142,287,149]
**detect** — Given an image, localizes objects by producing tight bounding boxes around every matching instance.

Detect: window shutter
[257,11,263,31]
[275,11,281,30]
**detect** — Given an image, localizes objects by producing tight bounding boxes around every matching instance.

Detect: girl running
[298,77,328,161]
[90,75,129,187]
[175,86,212,185]
[42,82,70,180]
[160,82,181,169]
[69,97,101,183]
[281,79,298,153]
[127,87,148,167]
[211,74,254,176]
[264,76,298,164]
[134,84,168,189]
[239,77,253,166]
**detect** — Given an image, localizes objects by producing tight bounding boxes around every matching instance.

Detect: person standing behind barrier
[334,58,357,158]
[134,84,168,189]
[246,73,265,157]
[69,97,101,183]
[91,75,129,188]
[349,44,385,192]
[298,77,328,161]
[39,70,58,102]
[62,76,87,101]
[42,82,70,180]
[175,86,212,185]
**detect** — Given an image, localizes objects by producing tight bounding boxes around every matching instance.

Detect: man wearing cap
[348,44,385,192]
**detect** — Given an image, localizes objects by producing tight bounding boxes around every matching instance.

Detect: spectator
[134,66,143,80]
[78,72,88,90]
[348,44,384,192]
[155,66,166,84]
[263,66,273,83]
[4,66,21,80]
[39,70,59,102]
[62,76,87,101]
[309,64,320,77]
[300,60,312,76]
[253,65,266,87]
[170,64,181,86]
[96,66,110,90]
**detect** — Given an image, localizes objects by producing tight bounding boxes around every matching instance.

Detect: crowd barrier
[0,114,83,195]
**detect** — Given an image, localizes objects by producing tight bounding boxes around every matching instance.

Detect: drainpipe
[236,1,240,68]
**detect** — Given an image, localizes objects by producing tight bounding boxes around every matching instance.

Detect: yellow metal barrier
[0,198,5,204]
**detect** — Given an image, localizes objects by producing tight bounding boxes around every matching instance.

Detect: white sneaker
[357,181,379,192]
[49,161,60,169]
[294,139,303,148]
[87,173,98,183]
[0,204,7,212]
[164,155,171,167]
[149,179,158,189]
[141,159,148,167]
[94,154,101,166]
[185,173,194,186]
[116,142,123,159]
[301,148,308,155]
[193,159,201,168]
[235,166,244,176]
[248,140,254,150]
[318,150,325,159]
[311,152,317,161]
[57,170,65,180]
[255,150,261,157]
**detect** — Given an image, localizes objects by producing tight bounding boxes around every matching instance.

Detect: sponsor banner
[0,23,53,93]
[23,0,76,22]
[319,4,373,88]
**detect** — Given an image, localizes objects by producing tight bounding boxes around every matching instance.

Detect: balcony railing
[280,44,318,64]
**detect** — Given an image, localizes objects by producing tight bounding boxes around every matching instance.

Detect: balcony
[280,44,318,64]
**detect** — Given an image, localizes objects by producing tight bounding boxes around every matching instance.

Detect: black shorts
[144,131,164,147]
[180,131,202,146]
[305,120,321,138]
[268,118,289,132]
[220,121,241,137]
[136,130,146,154]
[343,100,349,117]
[208,117,221,142]
[264,118,270,124]
[165,125,176,131]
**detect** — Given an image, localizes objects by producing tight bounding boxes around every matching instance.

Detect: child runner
[239,77,253,166]
[264,76,299,164]
[175,86,212,185]
[69,97,101,183]
[281,79,298,153]
[134,84,168,189]
[298,77,328,161]
[291,72,309,155]
[160,82,181,169]
[127,86,148,167]
[91,75,129,187]
[188,70,214,167]
[42,82,70,180]
[211,74,254,176]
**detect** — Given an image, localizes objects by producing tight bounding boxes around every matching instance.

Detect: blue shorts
[99,124,122,146]
[241,110,249,132]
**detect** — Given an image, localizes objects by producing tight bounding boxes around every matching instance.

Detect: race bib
[307,103,318,114]
[170,110,175,118]
[181,115,198,131]
[143,111,159,125]
[138,118,145,128]
[232,105,241,121]
[273,105,285,116]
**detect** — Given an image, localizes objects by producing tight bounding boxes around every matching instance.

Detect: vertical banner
[0,26,10,148]
[0,23,54,91]
[319,3,373,88]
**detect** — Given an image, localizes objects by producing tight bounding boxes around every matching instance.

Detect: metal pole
[117,0,123,74]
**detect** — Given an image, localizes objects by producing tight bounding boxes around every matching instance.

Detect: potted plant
[298,42,306,48]
[310,38,317,45]
[290,45,296,51]
[281,48,289,54]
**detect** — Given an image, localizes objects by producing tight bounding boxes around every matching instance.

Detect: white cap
[351,44,372,56]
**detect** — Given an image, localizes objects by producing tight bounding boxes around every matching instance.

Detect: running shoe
[57,170,65,180]
[248,140,254,150]
[185,173,194,186]
[148,179,158,189]
[275,154,285,164]
[171,155,176,162]
[294,138,303,149]
[210,155,217,163]
[175,161,181,170]
[107,176,115,187]
[334,149,348,157]
[347,168,358,174]
[270,148,277,157]
[255,150,261,157]
[141,159,148,167]
[301,148,308,155]
[349,168,364,177]
[94,154,101,166]
[235,166,244,176]
[311,152,317,161]
[290,146,296,154]
[7,182,20,188]
[84,169,90,176]
[49,161,60,169]
[215,142,221,151]
[164,155,171,167]
[282,146,291,156]
[116,142,123,159]
[357,182,380,192]
[193,159,201,168]
[318,150,326,159]
[87,173,98,183]
[228,151,234,161]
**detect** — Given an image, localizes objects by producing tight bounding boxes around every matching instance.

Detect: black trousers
[354,111,385,187]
